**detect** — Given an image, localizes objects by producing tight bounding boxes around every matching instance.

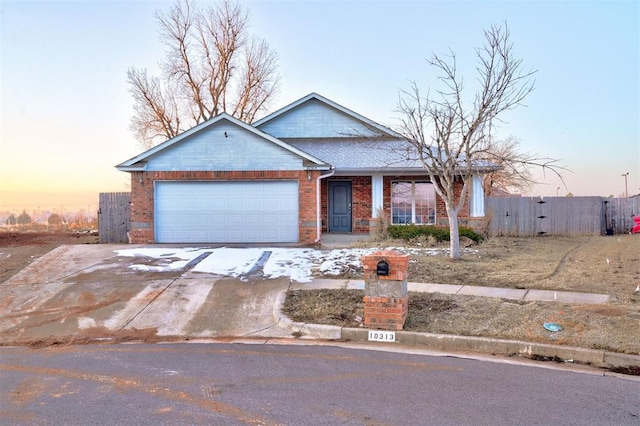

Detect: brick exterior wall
[129,170,321,245]
[320,175,469,234]
[130,171,475,244]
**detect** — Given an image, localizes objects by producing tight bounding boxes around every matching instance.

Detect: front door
[328,181,352,232]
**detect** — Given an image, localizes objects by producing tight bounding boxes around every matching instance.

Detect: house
[116,93,491,244]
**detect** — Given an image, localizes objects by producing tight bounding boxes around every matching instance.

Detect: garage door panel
[262,213,281,224]
[155,181,299,243]
[262,230,279,240]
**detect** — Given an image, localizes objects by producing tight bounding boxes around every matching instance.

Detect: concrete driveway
[0,245,295,343]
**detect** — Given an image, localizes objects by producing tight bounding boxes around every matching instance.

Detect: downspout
[315,167,336,244]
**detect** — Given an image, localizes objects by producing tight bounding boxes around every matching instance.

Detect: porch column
[369,174,384,236]
[471,174,485,217]
[371,174,384,217]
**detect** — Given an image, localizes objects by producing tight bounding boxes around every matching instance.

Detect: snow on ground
[114,246,455,283]
[115,247,205,272]
[193,248,265,277]
[261,248,317,283]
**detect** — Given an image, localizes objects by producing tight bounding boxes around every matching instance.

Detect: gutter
[314,167,336,244]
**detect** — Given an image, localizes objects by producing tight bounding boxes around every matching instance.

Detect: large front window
[391,181,435,225]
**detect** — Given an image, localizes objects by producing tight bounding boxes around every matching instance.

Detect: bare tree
[397,23,563,260]
[482,136,533,196]
[128,0,280,149]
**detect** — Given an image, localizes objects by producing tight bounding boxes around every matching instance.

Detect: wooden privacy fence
[605,197,640,234]
[486,196,640,237]
[98,192,131,243]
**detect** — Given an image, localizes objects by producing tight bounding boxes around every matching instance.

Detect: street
[1,342,638,425]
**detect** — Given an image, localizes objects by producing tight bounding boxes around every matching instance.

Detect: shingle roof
[284,138,500,174]
[283,138,423,172]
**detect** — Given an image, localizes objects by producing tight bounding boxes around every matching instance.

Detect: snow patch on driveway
[116,248,204,272]
[193,248,265,277]
[115,246,454,283]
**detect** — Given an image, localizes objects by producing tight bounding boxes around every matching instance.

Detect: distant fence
[98,192,131,243]
[485,196,640,237]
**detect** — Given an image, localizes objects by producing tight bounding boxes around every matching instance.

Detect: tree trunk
[447,207,461,260]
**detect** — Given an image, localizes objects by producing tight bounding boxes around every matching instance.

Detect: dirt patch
[0,232,98,283]
[1,327,167,349]
[289,235,640,356]
[609,365,640,375]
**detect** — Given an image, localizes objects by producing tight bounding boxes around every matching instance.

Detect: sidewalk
[300,278,612,304]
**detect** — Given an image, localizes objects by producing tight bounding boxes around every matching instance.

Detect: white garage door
[155,181,299,243]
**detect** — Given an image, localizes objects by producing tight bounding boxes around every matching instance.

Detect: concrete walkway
[303,278,612,304]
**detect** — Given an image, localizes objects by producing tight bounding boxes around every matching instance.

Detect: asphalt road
[1,342,638,425]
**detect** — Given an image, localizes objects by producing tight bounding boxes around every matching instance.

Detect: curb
[340,328,640,370]
[274,305,640,370]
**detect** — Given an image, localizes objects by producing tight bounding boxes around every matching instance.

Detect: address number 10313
[368,330,396,342]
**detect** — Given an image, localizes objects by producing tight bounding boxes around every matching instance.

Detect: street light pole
[622,172,629,197]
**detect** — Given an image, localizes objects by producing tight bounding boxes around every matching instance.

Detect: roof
[116,112,330,171]
[285,138,500,175]
[116,94,499,175]
[284,138,423,173]
[253,92,403,139]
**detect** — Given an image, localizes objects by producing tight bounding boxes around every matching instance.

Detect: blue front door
[328,181,352,232]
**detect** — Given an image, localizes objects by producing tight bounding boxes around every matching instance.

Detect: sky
[0,0,638,213]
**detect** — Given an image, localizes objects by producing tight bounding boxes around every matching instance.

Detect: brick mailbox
[361,250,410,331]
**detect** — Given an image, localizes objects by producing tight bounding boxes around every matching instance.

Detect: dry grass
[406,236,638,300]
[285,235,640,354]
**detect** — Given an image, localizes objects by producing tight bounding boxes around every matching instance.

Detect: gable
[144,120,309,172]
[116,113,330,172]
[255,94,401,139]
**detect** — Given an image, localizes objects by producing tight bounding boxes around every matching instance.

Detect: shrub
[387,224,483,243]
[459,226,484,243]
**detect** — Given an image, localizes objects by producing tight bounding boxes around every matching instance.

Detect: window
[391,181,435,225]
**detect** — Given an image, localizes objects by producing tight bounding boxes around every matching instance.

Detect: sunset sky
[1,0,638,213]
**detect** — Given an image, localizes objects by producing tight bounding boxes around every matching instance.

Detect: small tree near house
[397,23,564,260]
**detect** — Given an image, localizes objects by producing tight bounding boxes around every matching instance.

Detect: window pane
[391,181,435,225]
[414,183,435,224]
[391,182,412,224]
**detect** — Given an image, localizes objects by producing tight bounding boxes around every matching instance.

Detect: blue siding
[146,121,306,171]
[257,99,381,138]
